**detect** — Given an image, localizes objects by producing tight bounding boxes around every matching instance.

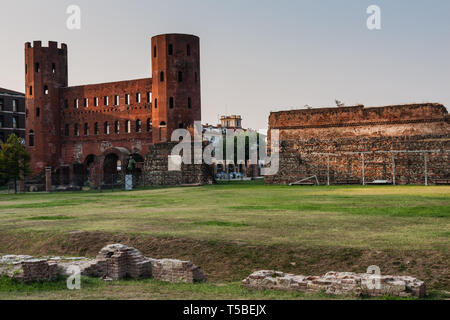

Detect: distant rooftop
[0,87,25,96]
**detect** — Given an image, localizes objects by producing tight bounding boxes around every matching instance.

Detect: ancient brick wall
[143,142,214,186]
[25,34,203,187]
[266,104,450,185]
[59,79,153,165]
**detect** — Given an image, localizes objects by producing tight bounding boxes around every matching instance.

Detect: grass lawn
[0,181,449,299]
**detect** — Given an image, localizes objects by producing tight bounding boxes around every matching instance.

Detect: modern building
[203,115,263,178]
[0,87,25,143]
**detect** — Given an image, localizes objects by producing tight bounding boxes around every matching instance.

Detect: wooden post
[361,153,365,186]
[391,152,396,185]
[45,167,52,192]
[327,155,330,186]
[424,152,428,186]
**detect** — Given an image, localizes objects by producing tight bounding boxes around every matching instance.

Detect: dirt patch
[0,231,448,290]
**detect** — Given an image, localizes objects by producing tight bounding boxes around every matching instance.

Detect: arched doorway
[73,163,84,187]
[103,153,119,185]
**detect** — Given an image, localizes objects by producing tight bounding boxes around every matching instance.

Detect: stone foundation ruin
[1,244,206,284]
[242,270,426,297]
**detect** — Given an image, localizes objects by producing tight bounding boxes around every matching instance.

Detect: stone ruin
[0,244,206,284]
[242,270,426,298]
[0,255,58,283]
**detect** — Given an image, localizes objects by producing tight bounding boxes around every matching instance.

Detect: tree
[0,134,31,193]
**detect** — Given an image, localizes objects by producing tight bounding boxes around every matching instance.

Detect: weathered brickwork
[0,255,58,283]
[24,34,201,187]
[1,244,206,284]
[143,142,215,186]
[243,270,426,297]
[266,104,450,185]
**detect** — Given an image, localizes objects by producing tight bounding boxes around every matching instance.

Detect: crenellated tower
[25,41,68,174]
[151,34,201,144]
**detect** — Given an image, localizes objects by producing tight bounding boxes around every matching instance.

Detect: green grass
[0,276,447,300]
[0,276,101,293]
[0,182,449,299]
[0,182,449,250]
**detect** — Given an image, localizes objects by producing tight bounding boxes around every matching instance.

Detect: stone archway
[103,153,119,185]
[73,163,85,187]
[100,147,131,186]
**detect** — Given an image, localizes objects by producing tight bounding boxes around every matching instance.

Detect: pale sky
[1,0,449,130]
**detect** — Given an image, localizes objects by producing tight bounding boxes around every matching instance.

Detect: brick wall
[266,104,450,185]
[143,142,214,186]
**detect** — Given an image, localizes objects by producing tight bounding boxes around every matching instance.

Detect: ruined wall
[266,104,450,185]
[143,142,214,186]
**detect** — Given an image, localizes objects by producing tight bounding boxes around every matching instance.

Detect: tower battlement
[25,41,67,51]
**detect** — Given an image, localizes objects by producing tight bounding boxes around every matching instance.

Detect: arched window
[160,71,164,82]
[160,121,166,126]
[44,85,49,95]
[114,121,120,134]
[125,120,131,133]
[178,71,183,82]
[168,44,173,55]
[29,130,34,147]
[74,124,79,136]
[154,98,157,109]
[187,44,191,56]
[136,119,142,133]
[169,97,174,109]
[94,122,99,135]
[188,97,192,109]
[84,123,89,136]
[147,118,152,132]
[104,122,110,135]
[65,124,69,136]
[153,45,157,58]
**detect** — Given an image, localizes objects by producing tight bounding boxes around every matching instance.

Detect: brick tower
[151,34,201,143]
[25,41,68,174]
